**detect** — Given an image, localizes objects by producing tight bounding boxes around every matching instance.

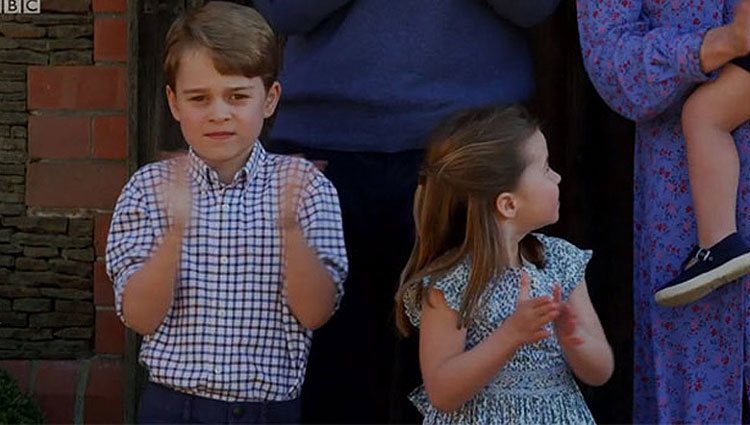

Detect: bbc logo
[0,0,41,14]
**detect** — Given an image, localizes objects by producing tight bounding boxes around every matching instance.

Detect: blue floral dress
[578,1,750,422]
[403,234,596,424]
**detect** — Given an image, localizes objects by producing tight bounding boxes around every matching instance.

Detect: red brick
[93,0,125,12]
[26,162,127,209]
[85,358,124,424]
[94,260,114,307]
[33,360,78,425]
[0,360,31,392]
[28,66,127,110]
[95,309,126,354]
[94,17,127,62]
[94,213,111,257]
[29,116,91,160]
[93,115,127,159]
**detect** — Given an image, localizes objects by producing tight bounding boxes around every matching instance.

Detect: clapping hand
[505,271,561,346]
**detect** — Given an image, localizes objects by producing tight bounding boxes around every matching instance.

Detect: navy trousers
[138,382,301,424]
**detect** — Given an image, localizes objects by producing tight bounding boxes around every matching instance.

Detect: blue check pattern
[106,142,347,402]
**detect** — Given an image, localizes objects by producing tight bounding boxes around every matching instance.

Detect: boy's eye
[189,95,207,102]
[230,93,249,101]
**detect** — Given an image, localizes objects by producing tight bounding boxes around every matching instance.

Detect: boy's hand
[160,156,192,229]
[552,284,584,347]
[504,271,560,346]
[279,160,312,230]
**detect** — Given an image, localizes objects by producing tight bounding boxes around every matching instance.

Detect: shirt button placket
[214,188,228,384]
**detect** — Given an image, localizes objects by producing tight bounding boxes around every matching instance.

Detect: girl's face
[512,130,561,232]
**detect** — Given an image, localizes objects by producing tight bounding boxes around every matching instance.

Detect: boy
[105,2,348,423]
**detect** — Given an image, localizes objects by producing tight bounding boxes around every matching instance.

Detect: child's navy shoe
[655,232,750,307]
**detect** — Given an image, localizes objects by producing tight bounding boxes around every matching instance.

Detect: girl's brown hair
[395,105,545,336]
[163,1,281,90]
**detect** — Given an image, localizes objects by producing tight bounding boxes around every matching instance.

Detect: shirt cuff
[113,265,140,325]
[678,29,714,82]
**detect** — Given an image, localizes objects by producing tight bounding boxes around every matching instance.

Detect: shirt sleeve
[253,0,354,34]
[105,171,158,323]
[577,0,711,122]
[297,163,349,311]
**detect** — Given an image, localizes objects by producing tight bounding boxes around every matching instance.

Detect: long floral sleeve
[576,0,715,121]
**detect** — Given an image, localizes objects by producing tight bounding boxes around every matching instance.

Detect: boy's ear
[263,81,281,118]
[166,85,180,122]
[494,192,517,219]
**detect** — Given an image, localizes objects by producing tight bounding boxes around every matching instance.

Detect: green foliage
[0,369,45,425]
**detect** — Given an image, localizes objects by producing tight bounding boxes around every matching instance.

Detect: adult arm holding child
[419,272,559,413]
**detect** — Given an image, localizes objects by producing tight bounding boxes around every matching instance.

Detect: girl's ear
[495,192,517,219]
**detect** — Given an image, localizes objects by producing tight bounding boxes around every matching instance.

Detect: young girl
[395,106,614,424]
[654,51,750,306]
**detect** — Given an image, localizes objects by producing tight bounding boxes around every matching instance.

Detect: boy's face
[166,48,280,177]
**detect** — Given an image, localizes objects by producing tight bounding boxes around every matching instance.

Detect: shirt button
[218,310,226,317]
[222,203,230,210]
[220,256,228,264]
[213,365,222,374]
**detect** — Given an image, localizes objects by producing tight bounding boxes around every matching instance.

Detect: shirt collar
[187,141,267,190]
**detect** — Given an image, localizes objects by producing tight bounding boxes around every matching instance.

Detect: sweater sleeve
[577,0,712,122]
[484,0,561,27]
[253,0,354,34]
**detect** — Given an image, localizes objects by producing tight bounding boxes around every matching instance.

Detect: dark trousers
[267,140,423,424]
[138,382,301,424]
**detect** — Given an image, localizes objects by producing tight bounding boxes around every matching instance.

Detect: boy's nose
[209,100,231,121]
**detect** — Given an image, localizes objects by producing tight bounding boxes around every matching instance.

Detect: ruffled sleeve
[536,234,592,299]
[402,261,470,328]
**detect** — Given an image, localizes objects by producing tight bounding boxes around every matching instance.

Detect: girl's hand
[505,271,560,346]
[553,284,584,347]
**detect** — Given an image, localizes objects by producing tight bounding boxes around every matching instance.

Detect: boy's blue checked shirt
[106,143,348,402]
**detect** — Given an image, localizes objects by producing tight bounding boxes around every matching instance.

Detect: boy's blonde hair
[396,106,545,336]
[163,1,280,90]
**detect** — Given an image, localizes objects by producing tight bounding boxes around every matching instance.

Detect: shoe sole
[655,252,750,307]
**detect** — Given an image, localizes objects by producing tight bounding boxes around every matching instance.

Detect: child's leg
[682,63,750,248]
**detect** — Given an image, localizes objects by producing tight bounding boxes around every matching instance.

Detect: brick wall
[0,0,129,422]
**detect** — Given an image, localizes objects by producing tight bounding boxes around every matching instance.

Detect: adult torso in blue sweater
[255,0,560,153]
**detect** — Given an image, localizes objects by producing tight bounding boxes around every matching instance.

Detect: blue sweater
[254,0,560,153]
